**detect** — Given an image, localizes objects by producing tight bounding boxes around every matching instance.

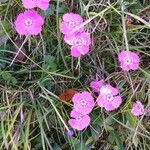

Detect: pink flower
[131,101,145,116]
[60,13,84,35]
[68,110,90,131]
[96,85,122,111]
[90,80,104,93]
[64,32,91,57]
[14,10,44,35]
[72,91,94,115]
[22,0,50,10]
[118,50,140,71]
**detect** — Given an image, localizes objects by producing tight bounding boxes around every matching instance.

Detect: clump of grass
[0,0,150,149]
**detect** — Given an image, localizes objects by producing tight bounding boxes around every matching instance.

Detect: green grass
[0,0,150,149]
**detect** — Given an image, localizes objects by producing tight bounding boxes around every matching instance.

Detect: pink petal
[111,96,122,108]
[42,0,51,2]
[60,22,71,35]
[63,13,83,23]
[107,85,119,96]
[120,63,130,71]
[35,15,44,26]
[80,33,91,46]
[77,45,90,55]
[129,63,139,70]
[118,51,128,61]
[70,109,82,118]
[22,0,35,9]
[28,26,42,35]
[90,80,104,93]
[104,103,115,111]
[72,92,81,103]
[15,22,28,35]
[71,47,81,57]
[64,34,75,45]
[131,52,140,63]
[96,95,106,107]
[38,2,49,10]
[80,115,90,130]
[100,85,118,96]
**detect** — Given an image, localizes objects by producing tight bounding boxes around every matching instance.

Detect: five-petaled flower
[68,110,91,131]
[22,0,50,10]
[60,13,84,35]
[131,101,145,116]
[72,91,95,115]
[96,85,122,111]
[118,50,140,71]
[64,32,91,57]
[14,10,44,35]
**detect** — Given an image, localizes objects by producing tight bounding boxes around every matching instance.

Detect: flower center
[137,105,143,111]
[80,99,87,106]
[74,38,86,47]
[24,18,33,27]
[106,94,114,102]
[76,116,82,122]
[68,21,76,28]
[75,39,83,46]
[125,57,132,65]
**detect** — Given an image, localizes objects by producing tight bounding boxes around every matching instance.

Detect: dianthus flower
[68,110,90,131]
[60,13,84,35]
[14,10,44,35]
[64,32,91,57]
[96,85,122,111]
[131,101,145,116]
[90,80,104,93]
[22,0,50,10]
[118,50,140,71]
[72,91,94,115]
